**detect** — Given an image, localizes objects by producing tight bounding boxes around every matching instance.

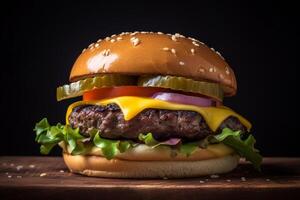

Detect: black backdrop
[1,1,299,156]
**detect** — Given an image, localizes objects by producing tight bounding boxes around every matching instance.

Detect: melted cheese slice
[66,96,251,131]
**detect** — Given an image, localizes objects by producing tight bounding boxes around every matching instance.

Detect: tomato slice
[83,86,168,101]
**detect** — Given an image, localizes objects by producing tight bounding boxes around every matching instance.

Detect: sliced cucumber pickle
[138,75,223,101]
[57,75,135,101]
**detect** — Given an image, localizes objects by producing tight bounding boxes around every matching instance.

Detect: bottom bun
[63,153,240,178]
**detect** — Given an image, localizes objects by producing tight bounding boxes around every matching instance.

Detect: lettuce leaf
[34,118,262,170]
[138,133,198,156]
[211,128,262,171]
[93,132,132,159]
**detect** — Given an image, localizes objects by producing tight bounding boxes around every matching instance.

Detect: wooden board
[0,156,300,200]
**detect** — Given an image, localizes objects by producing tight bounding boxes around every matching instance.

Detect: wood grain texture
[0,157,299,200]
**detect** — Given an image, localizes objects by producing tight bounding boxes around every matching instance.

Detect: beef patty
[68,104,246,141]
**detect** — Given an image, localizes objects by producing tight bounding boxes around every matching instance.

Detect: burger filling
[68,104,246,141]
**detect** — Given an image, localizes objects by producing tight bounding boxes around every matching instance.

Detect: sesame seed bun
[70,32,237,96]
[63,153,239,178]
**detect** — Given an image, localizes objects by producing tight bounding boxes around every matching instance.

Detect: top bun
[70,32,237,96]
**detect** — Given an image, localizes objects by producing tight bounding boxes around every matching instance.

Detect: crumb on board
[241,177,246,182]
[199,180,205,184]
[29,164,35,168]
[40,173,47,177]
[210,174,219,179]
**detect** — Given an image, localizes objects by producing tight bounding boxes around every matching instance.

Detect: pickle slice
[57,75,135,101]
[138,75,223,101]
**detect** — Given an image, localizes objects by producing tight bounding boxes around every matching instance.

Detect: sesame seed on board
[171,48,176,54]
[40,173,47,177]
[162,47,169,51]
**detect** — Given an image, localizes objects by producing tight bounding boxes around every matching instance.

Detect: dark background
[1,1,298,156]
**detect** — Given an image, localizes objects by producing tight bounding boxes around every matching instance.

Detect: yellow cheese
[66,96,251,131]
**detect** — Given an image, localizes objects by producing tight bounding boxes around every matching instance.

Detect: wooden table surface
[0,156,299,200]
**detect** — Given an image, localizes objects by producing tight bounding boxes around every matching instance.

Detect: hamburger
[34,31,262,178]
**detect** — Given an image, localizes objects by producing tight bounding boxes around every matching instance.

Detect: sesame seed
[191,48,195,55]
[241,177,246,182]
[199,68,205,73]
[175,33,185,38]
[226,179,231,182]
[94,43,99,47]
[40,173,47,177]
[216,51,224,60]
[105,37,110,41]
[130,37,140,46]
[210,174,219,179]
[17,175,22,178]
[103,49,110,56]
[210,47,215,51]
[29,165,35,168]
[166,33,172,36]
[117,37,123,41]
[111,34,116,37]
[192,41,200,46]
[162,47,169,51]
[149,31,154,33]
[225,67,230,74]
[97,39,102,43]
[219,74,224,79]
[8,175,12,178]
[199,180,205,184]
[213,67,217,72]
[130,32,138,36]
[59,170,64,173]
[171,48,176,54]
[141,31,148,34]
[110,39,116,43]
[171,35,178,42]
[179,61,185,66]
[130,37,136,41]
[120,32,125,36]
[16,165,23,171]
[157,32,163,35]
[82,48,86,53]
[88,43,94,48]
[209,67,214,72]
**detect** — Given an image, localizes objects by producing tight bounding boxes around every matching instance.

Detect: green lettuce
[34,118,262,170]
[210,128,262,171]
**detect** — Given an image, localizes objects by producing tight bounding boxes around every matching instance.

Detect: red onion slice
[152,92,215,107]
